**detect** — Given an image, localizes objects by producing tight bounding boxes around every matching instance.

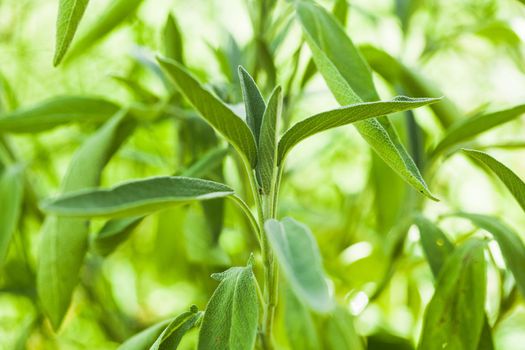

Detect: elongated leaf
[258,86,282,193]
[265,217,334,312]
[414,215,454,276]
[66,0,144,62]
[238,66,266,143]
[118,319,172,350]
[282,286,321,350]
[157,57,258,167]
[0,165,24,264]
[294,0,436,199]
[323,307,364,350]
[418,239,486,350]
[163,13,184,63]
[181,146,228,179]
[434,105,525,155]
[453,213,525,298]
[198,263,258,350]
[92,216,143,256]
[150,306,202,350]
[0,96,119,133]
[37,111,136,329]
[278,96,439,164]
[43,176,233,218]
[54,0,90,66]
[463,149,525,213]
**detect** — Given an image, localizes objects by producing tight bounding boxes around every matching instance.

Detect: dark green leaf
[198,263,259,350]
[265,217,334,312]
[278,96,440,164]
[54,0,90,66]
[238,66,266,143]
[150,306,202,350]
[418,239,486,350]
[414,215,454,276]
[92,216,144,256]
[463,149,525,213]
[42,176,234,218]
[157,57,258,168]
[37,111,136,329]
[0,165,24,264]
[0,96,120,133]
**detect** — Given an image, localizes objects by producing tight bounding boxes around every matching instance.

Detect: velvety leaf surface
[157,57,258,167]
[265,217,334,312]
[54,0,90,66]
[43,176,234,218]
[238,66,266,143]
[198,264,258,350]
[0,165,24,264]
[0,96,119,133]
[418,239,486,350]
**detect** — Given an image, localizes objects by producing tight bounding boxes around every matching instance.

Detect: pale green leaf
[294,0,436,200]
[163,13,184,64]
[157,57,258,168]
[118,320,171,350]
[238,66,266,143]
[0,165,24,264]
[54,0,90,66]
[323,306,364,350]
[418,239,486,350]
[434,105,525,155]
[0,96,119,133]
[42,176,234,218]
[282,286,321,350]
[258,86,282,193]
[453,213,525,298]
[278,96,440,164]
[463,149,525,213]
[37,111,136,329]
[414,215,454,276]
[265,217,334,312]
[198,263,259,350]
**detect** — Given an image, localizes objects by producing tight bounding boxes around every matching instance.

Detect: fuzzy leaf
[53,0,90,66]
[157,57,258,168]
[238,66,266,143]
[42,176,234,218]
[265,217,334,312]
[198,264,258,350]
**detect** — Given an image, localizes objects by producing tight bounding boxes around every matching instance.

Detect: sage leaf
[118,319,172,350]
[453,213,525,298]
[463,149,525,213]
[53,0,90,66]
[434,104,525,155]
[92,216,144,256]
[37,110,136,329]
[238,66,266,143]
[418,239,486,350]
[277,96,440,164]
[197,263,259,350]
[157,57,258,168]
[163,13,184,64]
[0,96,119,133]
[414,215,454,276]
[265,217,334,312]
[258,86,282,193]
[294,0,437,200]
[42,176,234,218]
[0,165,24,264]
[150,306,202,350]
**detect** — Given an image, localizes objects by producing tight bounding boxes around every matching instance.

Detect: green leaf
[118,319,172,350]
[277,96,440,164]
[42,176,234,218]
[414,215,454,276]
[0,165,24,264]
[92,216,143,256]
[238,66,266,143]
[434,105,525,155]
[66,0,144,62]
[323,307,364,350]
[157,57,258,168]
[453,213,525,298]
[265,217,334,312]
[282,286,321,350]
[37,111,136,329]
[53,0,90,66]
[294,0,437,200]
[181,146,228,179]
[257,86,282,193]
[418,239,486,350]
[150,306,202,350]
[0,96,120,133]
[198,263,259,350]
[463,149,525,213]
[163,13,184,64]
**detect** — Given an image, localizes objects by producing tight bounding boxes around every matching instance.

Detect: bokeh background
[1,0,525,349]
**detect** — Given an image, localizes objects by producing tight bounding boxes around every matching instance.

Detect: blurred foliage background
[1,0,525,349]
